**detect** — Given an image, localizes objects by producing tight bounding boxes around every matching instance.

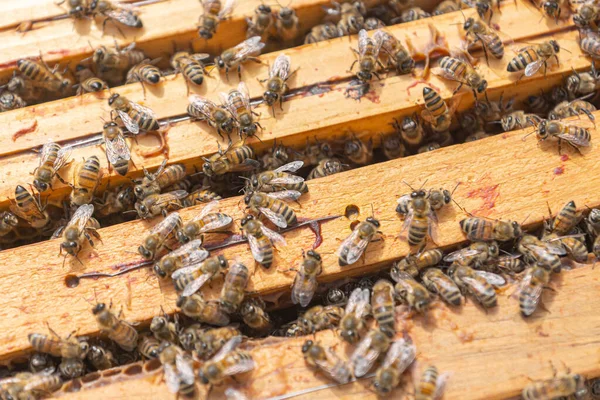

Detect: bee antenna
[402,180,416,190]
[450,181,461,196]
[520,213,531,226]
[521,127,537,141]
[370,203,374,218]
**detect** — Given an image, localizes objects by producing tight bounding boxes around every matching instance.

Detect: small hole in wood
[350,220,360,231]
[81,371,101,383]
[64,274,80,288]
[344,204,360,219]
[124,364,143,375]
[144,358,162,372]
[102,368,122,378]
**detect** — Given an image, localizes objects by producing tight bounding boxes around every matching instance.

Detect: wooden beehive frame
[0,0,599,399]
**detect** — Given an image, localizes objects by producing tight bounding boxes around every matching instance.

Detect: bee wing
[344,287,361,314]
[219,91,230,108]
[433,373,450,400]
[117,109,139,134]
[274,160,304,173]
[237,81,251,110]
[461,275,491,294]
[231,36,265,63]
[524,242,565,256]
[247,234,266,263]
[524,59,545,77]
[266,190,302,201]
[188,95,217,120]
[373,29,391,49]
[228,158,261,173]
[383,339,416,372]
[156,190,188,206]
[212,336,242,362]
[200,214,233,233]
[428,209,439,243]
[271,54,291,80]
[259,207,288,228]
[218,0,236,18]
[431,66,467,84]
[130,101,158,122]
[105,9,139,26]
[222,356,256,376]
[557,132,591,147]
[358,29,369,56]
[166,239,205,259]
[54,145,72,170]
[39,142,55,166]
[338,228,369,265]
[400,208,414,235]
[291,272,317,306]
[150,212,181,235]
[541,237,567,255]
[261,225,287,247]
[269,174,305,185]
[351,336,377,377]
[163,363,180,394]
[175,354,195,384]
[193,200,220,221]
[346,287,370,316]
[105,133,131,163]
[317,349,350,383]
[473,270,506,287]
[443,248,483,262]
[71,204,94,231]
[183,248,210,266]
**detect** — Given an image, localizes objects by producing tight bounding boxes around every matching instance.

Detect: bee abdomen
[79,156,101,188]
[488,35,504,58]
[257,237,274,268]
[110,322,138,351]
[183,62,205,85]
[508,48,537,72]
[519,286,538,316]
[408,218,428,245]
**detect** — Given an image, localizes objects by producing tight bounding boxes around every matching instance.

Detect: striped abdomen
[81,77,107,93]
[267,198,297,226]
[15,185,44,220]
[439,57,467,79]
[408,216,429,246]
[28,333,63,357]
[416,366,439,400]
[129,108,160,131]
[255,232,274,268]
[372,282,396,338]
[181,58,205,85]
[467,275,497,308]
[423,87,448,118]
[109,321,138,352]
[229,145,256,165]
[507,48,539,72]
[76,156,101,191]
[41,143,60,169]
[17,60,51,81]
[157,164,187,190]
[485,32,504,58]
[460,218,493,241]
[581,37,600,58]
[553,200,577,234]
[519,283,540,316]
[183,190,222,207]
[127,51,146,69]
[560,237,587,262]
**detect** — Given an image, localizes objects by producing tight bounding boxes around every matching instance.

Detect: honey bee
[374,30,415,74]
[547,201,580,235]
[291,250,323,307]
[126,60,162,95]
[301,138,334,166]
[176,293,231,326]
[92,42,145,75]
[462,17,504,64]
[240,298,272,333]
[586,208,600,257]
[400,189,439,246]
[59,204,100,262]
[371,279,396,338]
[198,0,235,39]
[158,343,196,398]
[350,328,390,377]
[134,161,187,200]
[29,353,55,373]
[392,114,426,147]
[391,248,443,278]
[338,288,370,344]
[399,7,431,22]
[421,86,456,134]
[307,158,344,180]
[433,0,462,15]
[444,241,500,268]
[199,336,255,385]
[350,29,383,83]
[344,135,373,165]
[28,328,89,378]
[138,212,182,260]
[517,265,551,317]
[189,326,241,360]
[433,56,487,99]
[177,202,232,244]
[275,5,299,42]
[220,262,249,314]
[450,264,497,308]
[304,22,341,44]
[522,371,586,399]
[566,64,600,98]
[134,190,187,219]
[393,271,433,313]
[249,161,307,194]
[244,190,298,229]
[241,215,286,269]
[65,155,102,207]
[326,1,366,36]
[2,372,62,399]
[33,141,71,193]
[87,343,117,370]
[154,238,208,279]
[94,184,135,218]
[0,91,26,111]
[92,301,138,351]
[89,0,143,32]
[108,93,160,134]
[261,54,294,113]
[172,255,228,295]
[138,333,161,359]
[299,305,344,334]
[549,99,596,122]
[380,132,407,160]
[573,1,600,28]
[500,111,541,132]
[301,340,352,384]
[532,119,592,153]
[150,314,178,343]
[183,188,223,207]
[421,268,464,306]
[507,40,561,77]
[518,234,564,273]
[16,58,72,94]
[10,185,50,230]
[101,121,131,176]
[203,144,259,177]
[246,4,274,40]
[215,36,265,80]
[338,216,380,266]
[222,82,262,139]
[372,337,417,396]
[171,52,211,94]
[415,365,448,400]
[460,217,523,242]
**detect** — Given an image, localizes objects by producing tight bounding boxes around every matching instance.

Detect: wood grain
[0,114,599,364]
[50,266,600,400]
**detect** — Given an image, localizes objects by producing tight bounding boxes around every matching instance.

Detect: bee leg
[237,66,242,81]
[347,59,358,73]
[83,232,95,248]
[452,83,464,95]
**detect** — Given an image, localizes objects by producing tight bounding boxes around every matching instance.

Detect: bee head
[511,221,523,237]
[301,340,313,353]
[307,250,321,260]
[366,217,380,228]
[147,73,160,84]
[477,80,488,93]
[108,93,120,106]
[61,240,80,256]
[550,40,560,53]
[217,255,228,269]
[263,90,278,106]
[2,213,17,227]
[244,193,253,205]
[279,7,293,18]
[257,4,271,13]
[135,203,149,219]
[537,120,548,138]
[153,264,166,278]
[357,70,372,82]
[175,296,185,308]
[198,370,210,384]
[399,58,415,74]
[92,303,106,315]
[78,341,90,358]
[463,17,474,30]
[215,57,225,70]
[240,215,254,226]
[150,316,166,332]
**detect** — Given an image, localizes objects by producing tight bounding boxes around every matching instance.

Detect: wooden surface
[0,27,585,211]
[0,114,599,364]
[50,266,600,400]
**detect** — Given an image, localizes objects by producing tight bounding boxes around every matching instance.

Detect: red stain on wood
[11,120,38,142]
[47,49,71,56]
[363,90,380,104]
[0,60,18,69]
[554,166,564,175]
[560,154,569,162]
[467,184,500,215]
